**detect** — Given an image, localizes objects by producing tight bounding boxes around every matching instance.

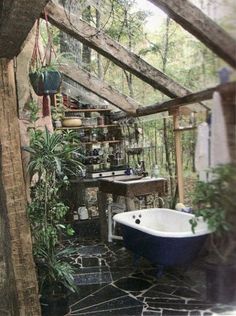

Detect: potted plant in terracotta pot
[190,163,236,303]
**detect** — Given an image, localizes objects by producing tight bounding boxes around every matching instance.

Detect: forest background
[44,0,236,207]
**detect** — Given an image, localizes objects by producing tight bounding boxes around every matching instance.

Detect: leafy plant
[37,242,78,294]
[51,98,65,122]
[190,164,236,263]
[25,128,84,295]
[25,128,84,180]
[27,99,40,123]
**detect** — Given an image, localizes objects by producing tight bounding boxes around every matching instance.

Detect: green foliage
[26,128,84,294]
[27,99,40,123]
[190,164,236,262]
[37,243,78,294]
[25,128,84,180]
[51,103,65,121]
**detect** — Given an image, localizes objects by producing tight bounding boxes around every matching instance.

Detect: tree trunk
[163,117,174,197]
[82,6,92,71]
[161,17,176,202]
[96,7,103,80]
[46,1,190,98]
[0,58,41,316]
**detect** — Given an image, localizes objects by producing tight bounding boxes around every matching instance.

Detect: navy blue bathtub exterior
[121,224,208,267]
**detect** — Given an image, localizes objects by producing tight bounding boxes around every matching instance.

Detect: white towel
[210,91,231,167]
[195,122,210,182]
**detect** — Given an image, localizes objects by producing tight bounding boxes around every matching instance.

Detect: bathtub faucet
[175,203,193,213]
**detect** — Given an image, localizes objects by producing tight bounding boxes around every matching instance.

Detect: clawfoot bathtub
[113,208,211,271]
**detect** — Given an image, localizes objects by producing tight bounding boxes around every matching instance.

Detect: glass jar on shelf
[97,115,104,126]
[91,130,98,142]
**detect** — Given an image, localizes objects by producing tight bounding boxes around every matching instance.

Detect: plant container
[29,70,61,96]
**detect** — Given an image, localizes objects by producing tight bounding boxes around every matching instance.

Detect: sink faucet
[135,160,148,177]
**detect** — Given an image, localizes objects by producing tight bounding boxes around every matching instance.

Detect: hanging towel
[195,122,210,182]
[210,91,231,167]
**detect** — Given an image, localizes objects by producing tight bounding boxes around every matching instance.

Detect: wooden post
[172,108,184,203]
[97,190,108,241]
[0,58,41,315]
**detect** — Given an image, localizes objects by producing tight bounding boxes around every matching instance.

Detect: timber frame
[60,64,140,114]
[0,0,236,313]
[45,1,190,98]
[0,0,50,58]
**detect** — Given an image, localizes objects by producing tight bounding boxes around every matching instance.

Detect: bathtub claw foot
[133,254,140,268]
[156,265,164,278]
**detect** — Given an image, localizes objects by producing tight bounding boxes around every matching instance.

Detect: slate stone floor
[58,238,236,316]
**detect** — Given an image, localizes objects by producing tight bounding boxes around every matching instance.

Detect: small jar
[78,205,88,220]
[91,131,97,142]
[54,120,62,128]
[97,116,104,126]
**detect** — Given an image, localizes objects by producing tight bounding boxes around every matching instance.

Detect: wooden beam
[148,0,236,68]
[0,0,49,58]
[0,59,41,315]
[136,82,236,116]
[173,109,184,203]
[61,81,108,106]
[45,1,190,98]
[60,64,140,114]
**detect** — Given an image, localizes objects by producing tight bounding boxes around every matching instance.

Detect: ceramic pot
[54,120,62,128]
[62,117,82,127]
[29,70,61,96]
[78,206,89,220]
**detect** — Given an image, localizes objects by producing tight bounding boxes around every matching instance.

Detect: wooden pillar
[97,190,108,241]
[0,58,41,315]
[172,108,184,203]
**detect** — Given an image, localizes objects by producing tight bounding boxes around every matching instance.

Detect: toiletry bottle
[152,165,159,178]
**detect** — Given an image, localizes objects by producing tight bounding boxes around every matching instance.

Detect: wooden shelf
[173,126,197,132]
[81,140,121,145]
[64,108,111,113]
[56,124,119,130]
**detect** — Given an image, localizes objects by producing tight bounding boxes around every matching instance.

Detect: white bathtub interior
[113,208,211,238]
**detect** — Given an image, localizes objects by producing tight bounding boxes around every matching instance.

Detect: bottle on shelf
[152,165,159,178]
[97,115,104,126]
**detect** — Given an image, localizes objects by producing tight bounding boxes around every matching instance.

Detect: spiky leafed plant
[25,127,83,181]
[24,128,84,295]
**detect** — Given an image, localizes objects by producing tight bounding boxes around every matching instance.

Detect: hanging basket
[29,69,62,96]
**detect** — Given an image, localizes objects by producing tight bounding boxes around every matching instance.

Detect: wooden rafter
[149,0,236,68]
[60,64,140,114]
[0,0,49,58]
[45,1,190,98]
[61,81,107,106]
[136,81,236,116]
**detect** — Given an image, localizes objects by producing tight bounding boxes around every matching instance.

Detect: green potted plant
[51,103,65,128]
[25,128,84,314]
[29,65,62,97]
[37,242,77,316]
[29,18,62,96]
[190,163,236,303]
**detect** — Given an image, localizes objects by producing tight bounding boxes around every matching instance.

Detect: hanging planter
[29,15,62,115]
[29,68,61,96]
